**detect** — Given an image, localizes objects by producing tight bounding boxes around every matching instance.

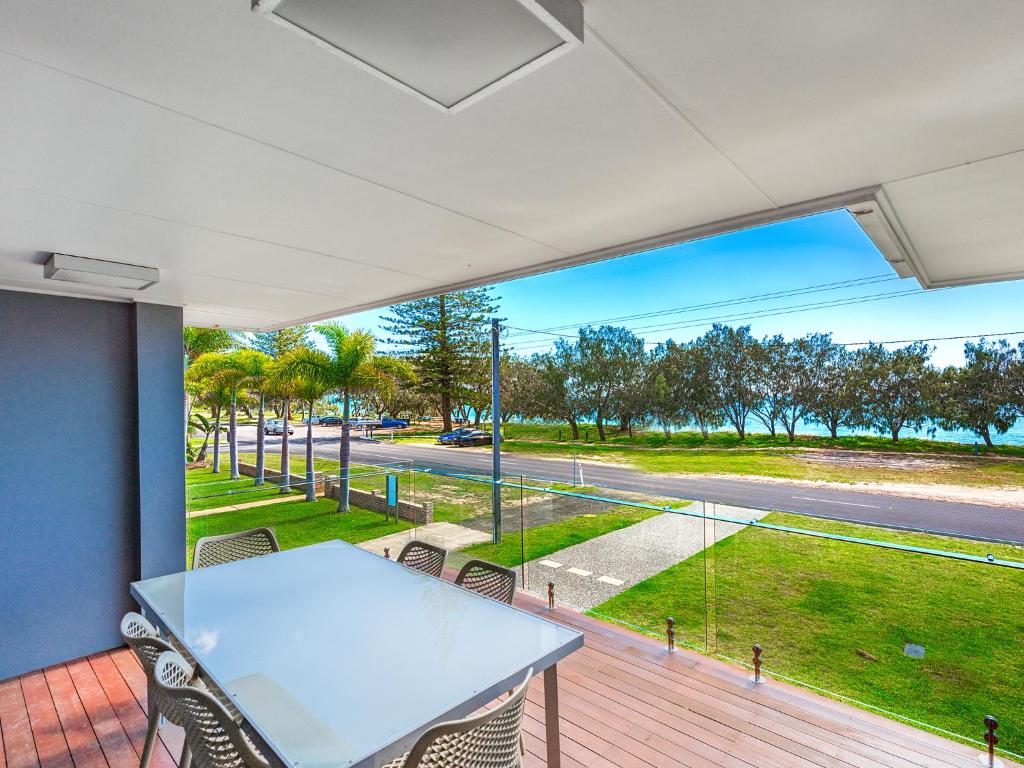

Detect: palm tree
[182,327,236,456]
[291,376,331,502]
[187,352,249,480]
[265,364,302,495]
[185,373,232,472]
[222,349,275,485]
[279,324,414,512]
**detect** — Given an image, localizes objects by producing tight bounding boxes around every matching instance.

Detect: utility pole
[491,317,502,544]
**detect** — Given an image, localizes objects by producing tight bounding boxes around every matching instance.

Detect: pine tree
[382,289,498,432]
[250,326,310,358]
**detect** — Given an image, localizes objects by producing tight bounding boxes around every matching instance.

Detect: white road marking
[597,575,625,586]
[539,560,562,568]
[792,496,880,509]
[566,567,593,577]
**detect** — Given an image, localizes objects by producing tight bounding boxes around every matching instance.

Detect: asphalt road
[235,426,1024,543]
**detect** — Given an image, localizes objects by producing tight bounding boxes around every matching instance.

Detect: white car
[264,419,294,436]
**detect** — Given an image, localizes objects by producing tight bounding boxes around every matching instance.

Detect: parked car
[264,419,293,436]
[381,417,409,429]
[438,427,475,445]
[452,430,493,447]
[318,416,344,426]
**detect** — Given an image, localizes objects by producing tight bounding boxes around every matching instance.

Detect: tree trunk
[196,435,210,463]
[662,425,671,439]
[441,392,453,432]
[596,411,606,441]
[829,419,839,439]
[255,394,266,486]
[981,425,994,448]
[305,399,316,502]
[786,423,796,442]
[891,425,900,442]
[568,418,579,440]
[338,391,352,512]
[279,398,291,493]
[212,407,222,473]
[229,390,239,480]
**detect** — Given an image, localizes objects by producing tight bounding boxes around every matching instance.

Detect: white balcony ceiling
[0,0,1022,328]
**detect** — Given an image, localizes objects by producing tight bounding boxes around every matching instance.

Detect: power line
[505,287,938,352]
[503,273,899,340]
[837,331,1024,347]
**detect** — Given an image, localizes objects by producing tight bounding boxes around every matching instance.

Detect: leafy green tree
[382,289,497,432]
[250,326,310,358]
[936,339,1017,447]
[750,335,784,437]
[279,324,415,512]
[776,333,834,442]
[182,327,236,457]
[222,349,275,485]
[291,376,332,502]
[500,355,542,424]
[852,342,937,442]
[699,324,761,439]
[806,342,859,438]
[188,350,269,480]
[249,326,310,417]
[183,327,235,366]
[532,349,586,439]
[185,371,232,472]
[568,326,645,441]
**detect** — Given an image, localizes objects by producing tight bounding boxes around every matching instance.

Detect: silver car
[264,419,294,436]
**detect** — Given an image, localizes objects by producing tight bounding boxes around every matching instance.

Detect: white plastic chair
[192,527,279,569]
[120,613,194,768]
[154,651,269,768]
[383,668,532,768]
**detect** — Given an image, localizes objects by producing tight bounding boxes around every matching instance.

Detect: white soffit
[0,0,1022,329]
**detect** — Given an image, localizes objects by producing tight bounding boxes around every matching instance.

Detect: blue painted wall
[0,290,184,679]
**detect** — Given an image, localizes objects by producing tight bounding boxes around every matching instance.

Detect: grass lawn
[459,506,663,567]
[590,512,1024,754]
[185,498,413,567]
[186,465,299,513]
[239,452,506,524]
[491,423,1024,487]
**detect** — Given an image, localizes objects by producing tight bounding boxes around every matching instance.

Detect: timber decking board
[0,591,1016,768]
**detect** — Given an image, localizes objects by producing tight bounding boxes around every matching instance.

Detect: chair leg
[178,742,192,768]
[140,706,159,768]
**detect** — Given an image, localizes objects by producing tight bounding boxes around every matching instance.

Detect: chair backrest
[455,559,517,605]
[401,668,532,768]
[396,540,448,578]
[193,528,280,569]
[120,612,175,675]
[154,651,269,768]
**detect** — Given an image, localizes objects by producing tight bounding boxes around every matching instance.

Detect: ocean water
[689,416,1024,447]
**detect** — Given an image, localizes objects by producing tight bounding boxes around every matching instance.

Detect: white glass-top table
[130,540,582,768]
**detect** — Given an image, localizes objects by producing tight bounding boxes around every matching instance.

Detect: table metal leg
[544,664,561,768]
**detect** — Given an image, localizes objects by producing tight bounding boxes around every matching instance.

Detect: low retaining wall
[237,462,325,495]
[237,461,433,525]
[324,479,433,525]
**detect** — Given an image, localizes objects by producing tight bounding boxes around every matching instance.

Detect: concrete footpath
[521,504,768,611]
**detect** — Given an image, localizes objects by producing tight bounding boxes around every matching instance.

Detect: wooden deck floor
[1,593,1015,768]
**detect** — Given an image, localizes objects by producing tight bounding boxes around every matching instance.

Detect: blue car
[438,427,475,445]
[381,417,409,429]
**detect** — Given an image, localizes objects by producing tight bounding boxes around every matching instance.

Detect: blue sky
[335,210,1024,368]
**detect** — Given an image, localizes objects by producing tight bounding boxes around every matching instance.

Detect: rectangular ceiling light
[44,253,159,290]
[252,0,584,113]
